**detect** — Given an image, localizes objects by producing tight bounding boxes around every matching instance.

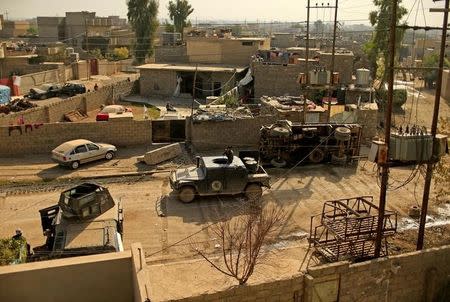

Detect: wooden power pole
[374,0,398,258]
[417,0,450,250]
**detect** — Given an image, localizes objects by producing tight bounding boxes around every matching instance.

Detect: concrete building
[36,12,128,48]
[271,33,297,49]
[0,20,30,38]
[137,63,246,98]
[186,37,271,66]
[37,17,65,43]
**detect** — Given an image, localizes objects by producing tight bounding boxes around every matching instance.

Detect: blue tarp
[0,85,10,104]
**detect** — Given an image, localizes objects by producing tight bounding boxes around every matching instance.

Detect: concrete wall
[0,119,152,156]
[253,62,303,98]
[0,80,136,126]
[441,70,450,102]
[0,243,152,302]
[188,115,278,151]
[0,252,134,302]
[140,69,177,97]
[18,66,67,95]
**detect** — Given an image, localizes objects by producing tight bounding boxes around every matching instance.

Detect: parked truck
[33,183,123,260]
[170,155,271,203]
[259,120,362,167]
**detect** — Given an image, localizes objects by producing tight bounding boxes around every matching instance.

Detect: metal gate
[152,119,186,143]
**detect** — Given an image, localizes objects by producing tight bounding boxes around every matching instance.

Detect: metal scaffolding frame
[309,196,397,262]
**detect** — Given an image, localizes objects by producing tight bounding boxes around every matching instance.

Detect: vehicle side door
[206,167,226,194]
[86,143,103,160]
[224,165,248,194]
[74,144,90,163]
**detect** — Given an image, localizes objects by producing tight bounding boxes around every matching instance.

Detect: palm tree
[127,0,159,64]
[168,0,194,40]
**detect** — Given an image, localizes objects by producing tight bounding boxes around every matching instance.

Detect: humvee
[170,156,270,203]
[34,183,124,260]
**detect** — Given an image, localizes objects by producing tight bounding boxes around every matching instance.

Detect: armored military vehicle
[34,183,123,260]
[170,156,270,203]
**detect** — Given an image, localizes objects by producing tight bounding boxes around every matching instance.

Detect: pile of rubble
[260,96,325,113]
[0,98,37,115]
[192,104,254,122]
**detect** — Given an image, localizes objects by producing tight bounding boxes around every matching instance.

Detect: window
[75,145,88,153]
[87,143,99,151]
[242,41,253,46]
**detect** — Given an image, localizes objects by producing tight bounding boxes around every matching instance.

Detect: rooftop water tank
[356,68,370,87]
[0,85,11,104]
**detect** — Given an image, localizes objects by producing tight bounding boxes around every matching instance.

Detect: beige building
[271,33,297,49]
[137,63,246,98]
[37,17,65,43]
[0,20,30,38]
[186,37,270,66]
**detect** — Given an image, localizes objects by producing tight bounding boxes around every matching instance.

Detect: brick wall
[253,62,303,98]
[188,116,278,151]
[0,79,136,126]
[0,119,152,156]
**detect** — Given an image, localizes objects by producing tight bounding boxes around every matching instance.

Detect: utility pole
[304,0,311,123]
[417,0,450,250]
[327,0,339,122]
[84,18,90,81]
[191,65,198,116]
[374,0,398,258]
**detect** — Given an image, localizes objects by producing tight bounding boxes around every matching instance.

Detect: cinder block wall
[164,245,450,302]
[0,119,152,156]
[253,63,304,98]
[189,116,278,151]
[0,80,136,126]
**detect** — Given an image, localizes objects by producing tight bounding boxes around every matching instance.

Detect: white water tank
[66,47,75,55]
[356,68,370,87]
[309,71,319,85]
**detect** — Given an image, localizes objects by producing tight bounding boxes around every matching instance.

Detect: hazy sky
[1,0,446,27]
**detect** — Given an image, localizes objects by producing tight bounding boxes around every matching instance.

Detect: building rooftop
[137,63,246,73]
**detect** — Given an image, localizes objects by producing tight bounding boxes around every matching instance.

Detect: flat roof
[137,63,246,73]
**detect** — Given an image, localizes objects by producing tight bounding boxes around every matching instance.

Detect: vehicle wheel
[309,149,325,163]
[270,127,290,137]
[105,151,115,160]
[39,95,46,100]
[70,161,80,170]
[178,186,196,203]
[335,127,351,141]
[245,183,263,201]
[271,158,287,168]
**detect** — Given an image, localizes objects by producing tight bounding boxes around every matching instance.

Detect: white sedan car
[52,139,117,169]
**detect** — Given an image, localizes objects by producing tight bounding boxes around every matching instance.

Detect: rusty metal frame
[309,196,397,262]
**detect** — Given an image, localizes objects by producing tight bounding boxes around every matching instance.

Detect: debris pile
[0,99,37,115]
[192,104,254,122]
[260,96,325,113]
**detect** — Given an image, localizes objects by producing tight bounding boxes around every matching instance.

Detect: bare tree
[195,204,285,285]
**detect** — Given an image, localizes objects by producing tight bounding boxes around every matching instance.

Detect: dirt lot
[0,158,448,299]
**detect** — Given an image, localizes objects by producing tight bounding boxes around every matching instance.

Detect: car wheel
[178,186,196,203]
[245,183,263,201]
[309,149,325,163]
[271,158,287,168]
[71,161,80,170]
[105,151,115,160]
